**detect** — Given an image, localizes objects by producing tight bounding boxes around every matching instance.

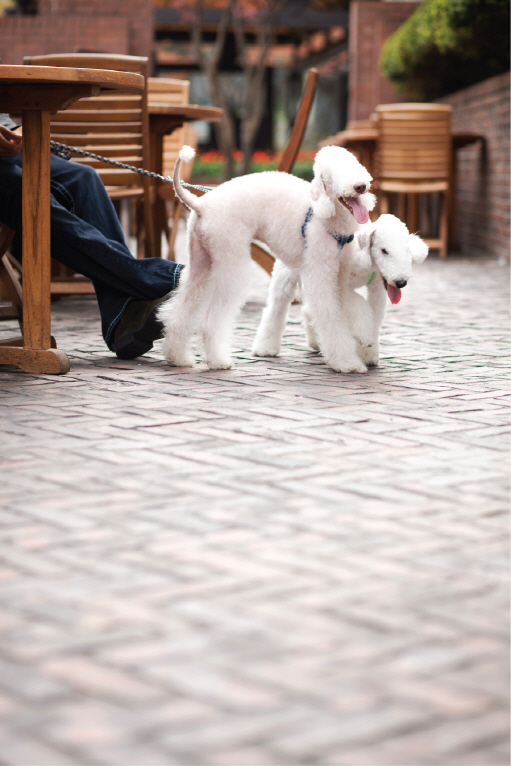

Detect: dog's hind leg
[252,260,299,357]
[200,247,252,370]
[160,232,212,367]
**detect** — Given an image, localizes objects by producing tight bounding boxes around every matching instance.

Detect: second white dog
[253,214,429,371]
[158,145,376,372]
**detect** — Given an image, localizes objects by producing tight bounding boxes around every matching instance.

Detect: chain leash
[49,140,214,194]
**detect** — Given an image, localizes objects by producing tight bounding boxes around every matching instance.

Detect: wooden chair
[0,223,22,335]
[147,77,194,260]
[251,67,318,273]
[375,103,452,258]
[0,222,61,351]
[249,68,318,273]
[23,53,154,294]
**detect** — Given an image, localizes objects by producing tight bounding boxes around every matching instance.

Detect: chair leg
[439,190,448,259]
[379,193,389,215]
[397,193,406,222]
[0,223,23,332]
[167,200,183,261]
[162,200,171,242]
[408,193,419,234]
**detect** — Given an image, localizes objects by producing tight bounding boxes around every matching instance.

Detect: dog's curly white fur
[253,213,429,370]
[158,145,375,372]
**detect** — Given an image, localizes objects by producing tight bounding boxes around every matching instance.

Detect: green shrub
[380,0,510,100]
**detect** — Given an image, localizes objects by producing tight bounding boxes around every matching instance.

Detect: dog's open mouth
[339,196,369,224]
[382,277,402,305]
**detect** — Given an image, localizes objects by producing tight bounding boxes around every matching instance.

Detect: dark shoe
[113,295,168,360]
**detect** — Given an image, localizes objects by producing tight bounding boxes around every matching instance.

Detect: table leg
[0,109,69,374]
[151,131,167,260]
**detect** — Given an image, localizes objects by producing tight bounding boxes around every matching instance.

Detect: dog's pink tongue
[387,285,402,304]
[348,197,369,224]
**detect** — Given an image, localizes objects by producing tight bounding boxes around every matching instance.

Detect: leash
[49,140,214,194]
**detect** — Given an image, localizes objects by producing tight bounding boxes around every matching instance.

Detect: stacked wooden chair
[147,77,196,260]
[23,52,154,294]
[375,103,452,258]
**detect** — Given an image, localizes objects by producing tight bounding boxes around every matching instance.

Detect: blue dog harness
[301,206,354,250]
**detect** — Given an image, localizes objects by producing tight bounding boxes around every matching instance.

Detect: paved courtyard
[0,253,509,766]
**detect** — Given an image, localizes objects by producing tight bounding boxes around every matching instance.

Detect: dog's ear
[408,233,429,263]
[357,226,373,253]
[310,176,336,219]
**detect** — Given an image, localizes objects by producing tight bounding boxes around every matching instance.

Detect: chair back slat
[23,53,150,187]
[148,77,190,105]
[376,103,452,182]
[24,52,155,260]
[148,78,192,179]
[278,68,318,173]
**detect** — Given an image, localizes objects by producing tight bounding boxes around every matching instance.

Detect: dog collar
[329,230,355,249]
[301,206,314,238]
[301,207,354,250]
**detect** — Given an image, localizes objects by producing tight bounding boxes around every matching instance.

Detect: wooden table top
[148,103,223,122]
[323,124,483,149]
[0,64,144,92]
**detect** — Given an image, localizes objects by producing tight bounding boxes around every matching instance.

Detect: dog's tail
[173,146,202,214]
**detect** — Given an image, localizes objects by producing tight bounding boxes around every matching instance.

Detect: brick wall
[440,72,510,260]
[348,1,419,123]
[0,0,152,65]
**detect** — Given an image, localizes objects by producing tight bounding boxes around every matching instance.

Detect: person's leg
[0,155,183,353]
[48,153,129,245]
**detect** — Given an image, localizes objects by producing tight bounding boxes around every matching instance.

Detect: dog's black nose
[354,183,366,194]
[395,279,407,288]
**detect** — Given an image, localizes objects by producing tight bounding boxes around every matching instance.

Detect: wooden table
[0,65,144,374]
[149,103,223,259]
[323,122,483,250]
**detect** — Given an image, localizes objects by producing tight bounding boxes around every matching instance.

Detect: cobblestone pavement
[0,254,509,766]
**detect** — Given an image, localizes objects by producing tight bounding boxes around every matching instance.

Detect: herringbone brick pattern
[0,255,509,766]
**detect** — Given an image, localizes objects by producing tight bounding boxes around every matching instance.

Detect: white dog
[158,145,376,372]
[253,214,429,370]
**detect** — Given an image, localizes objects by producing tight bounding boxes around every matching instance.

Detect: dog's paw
[166,353,195,368]
[163,338,195,367]
[205,356,233,370]
[252,341,280,358]
[327,356,368,374]
[358,342,379,367]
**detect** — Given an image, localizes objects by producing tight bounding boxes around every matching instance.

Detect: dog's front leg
[359,277,387,366]
[301,262,367,374]
[303,306,319,351]
[253,260,299,358]
[341,288,375,351]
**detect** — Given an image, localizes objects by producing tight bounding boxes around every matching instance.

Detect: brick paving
[0,254,509,766]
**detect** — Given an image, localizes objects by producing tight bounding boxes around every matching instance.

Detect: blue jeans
[0,153,183,350]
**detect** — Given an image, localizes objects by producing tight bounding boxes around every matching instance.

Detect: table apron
[0,84,101,113]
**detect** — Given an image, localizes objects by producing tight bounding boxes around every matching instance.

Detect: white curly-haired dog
[158,145,376,372]
[253,214,429,371]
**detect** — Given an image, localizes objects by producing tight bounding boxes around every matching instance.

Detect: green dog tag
[366,271,375,285]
